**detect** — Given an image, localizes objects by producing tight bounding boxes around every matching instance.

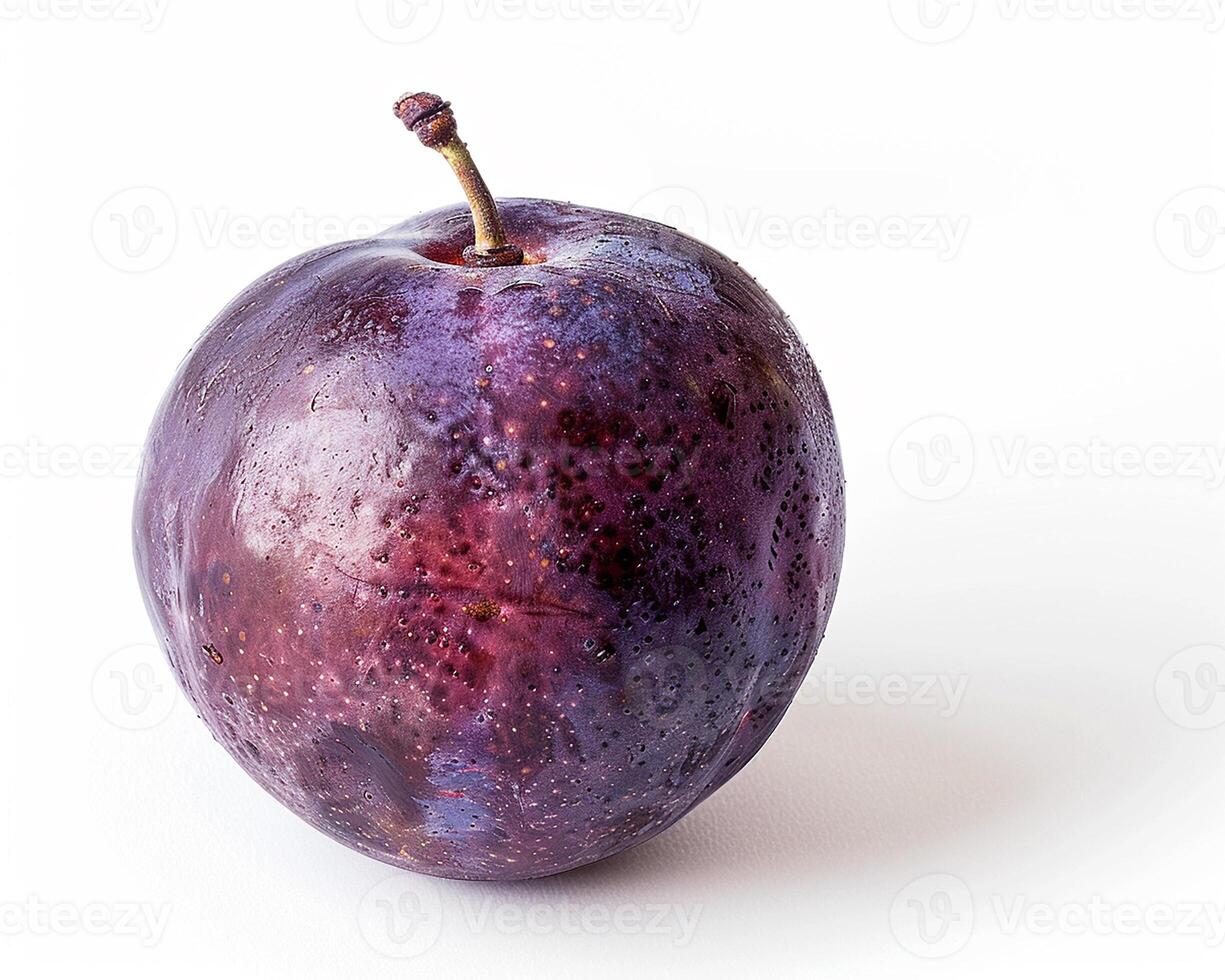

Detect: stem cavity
[393,92,524,268]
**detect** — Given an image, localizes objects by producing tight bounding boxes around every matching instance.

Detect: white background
[2,1,1223,976]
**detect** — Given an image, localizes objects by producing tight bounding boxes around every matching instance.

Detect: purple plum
[133,94,845,880]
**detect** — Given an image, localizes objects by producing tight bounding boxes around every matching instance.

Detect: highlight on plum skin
[132,96,844,882]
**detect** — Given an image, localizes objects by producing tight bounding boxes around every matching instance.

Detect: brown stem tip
[394,92,524,267]
[394,92,456,148]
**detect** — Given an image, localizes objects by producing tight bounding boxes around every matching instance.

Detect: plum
[133,94,845,880]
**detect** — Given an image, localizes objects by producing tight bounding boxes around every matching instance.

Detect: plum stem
[393,92,524,267]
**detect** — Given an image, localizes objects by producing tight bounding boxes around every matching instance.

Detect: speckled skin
[133,199,845,880]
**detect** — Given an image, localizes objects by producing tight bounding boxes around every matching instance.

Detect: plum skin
[133,199,845,881]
